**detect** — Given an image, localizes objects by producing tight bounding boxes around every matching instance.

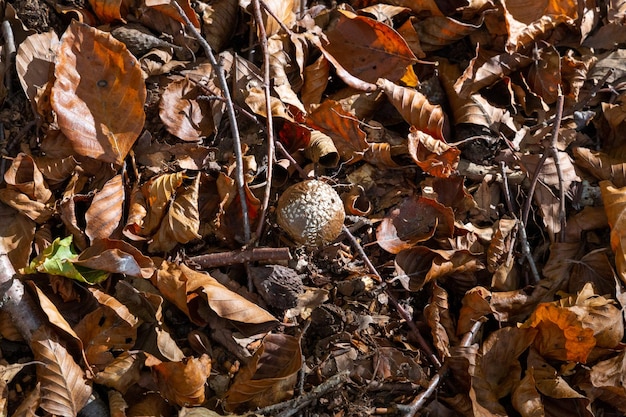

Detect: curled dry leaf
[377,78,450,140]
[305,100,369,163]
[15,30,59,111]
[197,0,238,53]
[152,354,212,407]
[85,174,124,242]
[223,333,302,412]
[414,15,482,51]
[502,0,578,52]
[377,195,454,254]
[0,202,35,269]
[525,303,596,363]
[600,180,626,284]
[574,147,626,187]
[407,129,460,177]
[321,10,417,84]
[51,21,146,166]
[74,289,139,370]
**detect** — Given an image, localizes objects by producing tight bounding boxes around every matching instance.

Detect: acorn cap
[276,180,345,246]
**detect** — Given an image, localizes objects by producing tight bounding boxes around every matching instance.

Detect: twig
[188,247,291,269]
[172,3,251,243]
[250,0,276,244]
[549,94,567,242]
[341,225,442,369]
[397,319,485,417]
[500,161,540,284]
[1,20,16,94]
[255,370,351,416]
[275,140,309,179]
[521,93,565,234]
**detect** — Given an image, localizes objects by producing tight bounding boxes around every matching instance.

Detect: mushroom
[276,180,345,246]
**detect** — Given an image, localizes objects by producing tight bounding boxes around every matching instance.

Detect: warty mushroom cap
[276,180,345,246]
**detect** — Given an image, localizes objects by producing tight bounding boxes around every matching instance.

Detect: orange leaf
[223,334,302,412]
[378,78,450,140]
[305,100,369,163]
[51,21,146,166]
[600,180,626,284]
[152,354,211,407]
[526,303,596,363]
[407,129,459,177]
[145,0,200,29]
[87,0,124,23]
[321,10,417,84]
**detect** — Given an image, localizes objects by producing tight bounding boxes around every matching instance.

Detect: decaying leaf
[51,21,146,165]
[151,354,212,407]
[223,333,302,411]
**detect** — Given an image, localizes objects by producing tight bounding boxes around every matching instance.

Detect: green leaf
[22,236,110,284]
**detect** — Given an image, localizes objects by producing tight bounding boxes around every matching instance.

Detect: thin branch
[398,319,485,417]
[255,370,351,416]
[189,247,291,269]
[500,161,540,284]
[549,94,567,242]
[251,0,276,244]
[342,225,442,369]
[172,3,251,243]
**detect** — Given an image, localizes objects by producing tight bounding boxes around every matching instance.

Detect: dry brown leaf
[321,10,417,84]
[502,0,578,52]
[75,289,139,370]
[145,0,201,29]
[88,0,124,23]
[511,368,543,417]
[51,21,146,166]
[574,147,626,187]
[600,180,626,284]
[526,43,561,104]
[223,333,302,412]
[377,195,455,253]
[15,30,59,112]
[524,303,596,363]
[31,326,92,417]
[151,260,277,326]
[414,15,481,51]
[149,174,201,253]
[152,354,212,407]
[454,47,532,98]
[581,350,626,413]
[85,174,124,242]
[4,153,52,203]
[481,327,537,399]
[301,55,330,108]
[72,238,155,278]
[93,352,145,394]
[424,283,458,358]
[378,78,450,140]
[407,129,459,177]
[142,171,186,235]
[159,77,218,142]
[0,202,35,269]
[305,100,369,163]
[197,0,238,53]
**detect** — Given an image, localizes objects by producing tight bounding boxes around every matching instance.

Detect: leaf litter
[1,0,626,416]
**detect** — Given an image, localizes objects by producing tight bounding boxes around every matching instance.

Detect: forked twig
[172,3,251,243]
[342,225,442,369]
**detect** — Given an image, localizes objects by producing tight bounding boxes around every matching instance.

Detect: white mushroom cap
[276,180,345,246]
